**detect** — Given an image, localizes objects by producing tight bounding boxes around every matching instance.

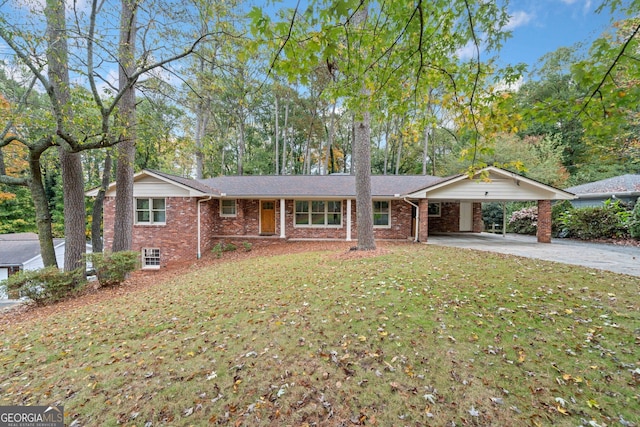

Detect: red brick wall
[206,198,414,241]
[103,196,201,267]
[473,202,484,233]
[103,196,418,264]
[537,200,552,243]
[418,199,429,242]
[428,202,460,232]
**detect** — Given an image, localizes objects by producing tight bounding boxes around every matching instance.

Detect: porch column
[280,199,286,238]
[418,199,429,242]
[472,202,483,233]
[537,200,552,243]
[346,199,352,241]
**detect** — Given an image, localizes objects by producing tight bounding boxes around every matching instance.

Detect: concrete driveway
[427,233,640,277]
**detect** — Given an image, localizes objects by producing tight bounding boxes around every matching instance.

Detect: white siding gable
[408,167,575,201]
[426,177,556,201]
[100,175,206,198]
[132,176,194,197]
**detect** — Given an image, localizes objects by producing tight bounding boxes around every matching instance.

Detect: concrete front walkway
[426,233,640,277]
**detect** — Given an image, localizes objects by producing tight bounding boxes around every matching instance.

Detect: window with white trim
[428,202,441,217]
[136,198,166,224]
[373,200,390,227]
[295,200,342,227]
[220,199,237,217]
[142,248,161,269]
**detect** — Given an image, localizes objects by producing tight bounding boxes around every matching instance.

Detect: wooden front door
[260,200,276,234]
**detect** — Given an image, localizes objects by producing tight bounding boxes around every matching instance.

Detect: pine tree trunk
[354,107,375,250]
[281,102,289,175]
[274,96,279,175]
[237,120,245,176]
[112,0,137,252]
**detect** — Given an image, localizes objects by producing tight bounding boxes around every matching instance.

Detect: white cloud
[456,41,478,61]
[558,0,593,13]
[505,11,534,31]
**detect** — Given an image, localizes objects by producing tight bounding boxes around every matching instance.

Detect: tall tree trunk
[324,102,336,175]
[29,152,58,267]
[91,151,112,253]
[112,0,137,252]
[46,0,86,272]
[274,96,279,175]
[0,147,5,175]
[194,57,208,179]
[281,102,289,174]
[383,117,390,175]
[395,133,402,175]
[422,125,430,175]
[237,119,245,175]
[354,106,375,250]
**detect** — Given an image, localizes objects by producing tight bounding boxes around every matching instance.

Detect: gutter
[572,191,640,199]
[403,198,420,243]
[197,196,213,259]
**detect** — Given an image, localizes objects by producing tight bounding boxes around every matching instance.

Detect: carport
[405,167,576,243]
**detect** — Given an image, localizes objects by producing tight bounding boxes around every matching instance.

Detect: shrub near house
[509,198,639,240]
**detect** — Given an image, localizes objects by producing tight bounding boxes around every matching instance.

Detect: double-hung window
[136,198,166,225]
[295,200,342,227]
[373,200,390,227]
[220,199,237,217]
[142,248,161,269]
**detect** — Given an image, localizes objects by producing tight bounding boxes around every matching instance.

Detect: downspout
[403,198,420,243]
[197,196,213,259]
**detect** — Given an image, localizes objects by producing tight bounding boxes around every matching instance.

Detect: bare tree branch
[577,21,640,117]
[463,0,483,168]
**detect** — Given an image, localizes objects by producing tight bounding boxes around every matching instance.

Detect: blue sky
[498,0,620,73]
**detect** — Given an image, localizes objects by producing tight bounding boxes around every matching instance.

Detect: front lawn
[1,243,638,426]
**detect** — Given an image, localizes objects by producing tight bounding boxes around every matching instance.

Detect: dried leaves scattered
[1,241,638,427]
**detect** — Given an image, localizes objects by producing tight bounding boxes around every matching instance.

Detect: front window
[428,202,441,217]
[142,248,161,269]
[373,200,390,227]
[295,200,342,227]
[220,199,237,217]
[136,198,166,224]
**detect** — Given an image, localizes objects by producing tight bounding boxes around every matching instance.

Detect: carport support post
[537,200,552,243]
[418,199,429,242]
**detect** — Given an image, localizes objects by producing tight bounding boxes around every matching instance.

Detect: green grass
[1,244,638,426]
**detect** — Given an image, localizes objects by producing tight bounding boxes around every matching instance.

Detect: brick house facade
[91,167,574,268]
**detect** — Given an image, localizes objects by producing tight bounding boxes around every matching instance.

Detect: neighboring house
[0,233,65,282]
[565,175,640,208]
[88,166,575,269]
[0,233,93,292]
[0,233,64,298]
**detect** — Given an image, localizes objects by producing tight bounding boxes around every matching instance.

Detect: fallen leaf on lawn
[587,399,600,409]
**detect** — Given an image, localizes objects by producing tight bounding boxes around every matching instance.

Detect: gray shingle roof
[148,170,220,195]
[197,174,447,198]
[0,233,64,267]
[566,175,640,195]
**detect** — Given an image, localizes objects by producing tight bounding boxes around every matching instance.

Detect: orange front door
[260,200,276,234]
